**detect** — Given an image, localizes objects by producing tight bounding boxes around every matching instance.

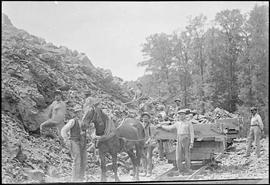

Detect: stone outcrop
[2,13,131,132]
[1,13,138,183]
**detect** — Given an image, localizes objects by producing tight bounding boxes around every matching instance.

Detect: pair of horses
[81,104,151,182]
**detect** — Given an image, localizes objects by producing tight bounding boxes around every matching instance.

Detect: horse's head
[81,105,106,136]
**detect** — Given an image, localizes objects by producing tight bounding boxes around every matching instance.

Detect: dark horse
[81,105,145,182]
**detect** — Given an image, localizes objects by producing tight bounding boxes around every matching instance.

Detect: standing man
[156,113,170,160]
[244,107,264,158]
[141,112,155,177]
[61,105,87,182]
[174,98,182,109]
[173,98,182,119]
[40,90,67,139]
[157,109,194,175]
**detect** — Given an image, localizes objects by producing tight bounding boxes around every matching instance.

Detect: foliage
[138,5,269,132]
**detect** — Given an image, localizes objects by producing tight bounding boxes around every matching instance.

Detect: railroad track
[153,152,224,182]
[153,152,267,184]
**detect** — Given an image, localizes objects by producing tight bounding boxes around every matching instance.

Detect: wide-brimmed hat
[141,112,151,118]
[250,107,257,111]
[177,109,186,114]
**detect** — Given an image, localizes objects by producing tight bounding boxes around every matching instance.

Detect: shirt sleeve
[189,122,195,143]
[256,114,264,130]
[61,119,75,140]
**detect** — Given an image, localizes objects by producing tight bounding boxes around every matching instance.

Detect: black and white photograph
[2,1,269,184]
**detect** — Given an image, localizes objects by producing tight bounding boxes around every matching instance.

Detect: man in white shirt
[157,109,194,174]
[61,105,87,182]
[244,107,264,158]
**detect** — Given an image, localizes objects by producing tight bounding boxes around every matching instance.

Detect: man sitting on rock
[61,105,87,182]
[82,90,92,113]
[40,90,67,140]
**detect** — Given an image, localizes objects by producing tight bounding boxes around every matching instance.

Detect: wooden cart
[151,118,241,165]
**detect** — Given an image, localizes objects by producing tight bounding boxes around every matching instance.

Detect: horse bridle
[87,106,158,143]
[86,106,97,124]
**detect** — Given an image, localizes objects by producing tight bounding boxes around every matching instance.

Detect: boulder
[77,53,95,69]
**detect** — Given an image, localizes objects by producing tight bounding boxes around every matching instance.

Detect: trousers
[176,134,191,172]
[70,134,87,182]
[142,144,155,175]
[246,126,261,157]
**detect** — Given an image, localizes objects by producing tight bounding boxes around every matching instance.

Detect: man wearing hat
[61,105,87,182]
[244,107,264,158]
[157,109,194,175]
[40,90,67,139]
[174,99,182,118]
[141,112,155,177]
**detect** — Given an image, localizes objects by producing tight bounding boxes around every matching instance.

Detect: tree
[214,9,246,112]
[186,14,208,113]
[138,33,174,98]
[171,31,193,107]
[237,5,269,133]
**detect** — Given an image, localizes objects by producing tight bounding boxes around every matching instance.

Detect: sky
[2,1,268,81]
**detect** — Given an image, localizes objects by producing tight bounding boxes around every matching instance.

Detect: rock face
[2,13,13,26]
[1,13,131,132]
[1,13,138,183]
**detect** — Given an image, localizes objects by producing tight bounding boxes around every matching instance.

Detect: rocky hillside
[2,13,134,132]
[1,13,137,183]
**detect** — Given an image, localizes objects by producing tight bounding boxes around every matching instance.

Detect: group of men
[140,101,196,176]
[138,99,265,176]
[38,88,264,181]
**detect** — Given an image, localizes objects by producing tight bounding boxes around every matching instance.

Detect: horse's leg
[140,147,147,176]
[134,144,143,181]
[99,150,107,182]
[112,152,120,182]
[126,149,138,181]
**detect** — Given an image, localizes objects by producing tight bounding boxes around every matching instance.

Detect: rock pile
[194,138,269,180]
[2,13,132,132]
[192,107,239,124]
[1,13,135,183]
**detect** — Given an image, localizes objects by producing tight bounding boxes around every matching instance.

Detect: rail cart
[152,117,241,165]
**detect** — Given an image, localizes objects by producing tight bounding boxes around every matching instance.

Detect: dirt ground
[92,137,269,182]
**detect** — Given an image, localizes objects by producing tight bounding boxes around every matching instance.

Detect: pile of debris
[193,137,269,180]
[192,107,238,124]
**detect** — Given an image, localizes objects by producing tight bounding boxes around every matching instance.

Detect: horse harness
[90,107,153,143]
